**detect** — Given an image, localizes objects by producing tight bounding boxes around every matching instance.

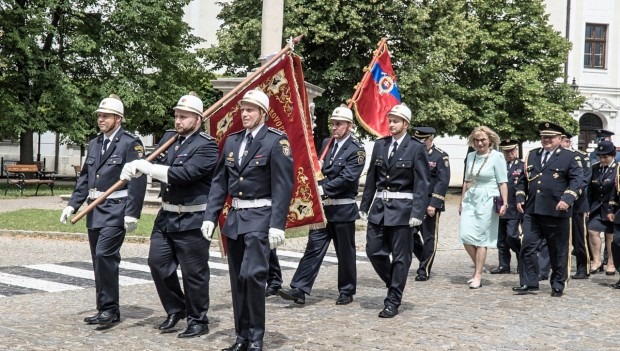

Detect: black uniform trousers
[366,222,414,308]
[497,218,521,270]
[290,221,357,296]
[611,224,620,273]
[266,249,282,289]
[414,213,440,278]
[148,227,210,326]
[227,231,271,344]
[87,226,125,313]
[571,212,590,275]
[519,214,570,291]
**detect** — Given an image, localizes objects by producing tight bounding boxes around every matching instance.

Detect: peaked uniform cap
[413,126,435,139]
[596,140,617,155]
[538,122,565,136]
[499,139,519,150]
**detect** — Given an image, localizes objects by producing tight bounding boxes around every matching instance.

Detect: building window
[584,24,607,69]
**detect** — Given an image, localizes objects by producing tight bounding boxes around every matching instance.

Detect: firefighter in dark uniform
[490,140,525,274]
[589,129,620,163]
[607,145,620,287]
[121,92,218,338]
[61,94,147,327]
[588,141,617,275]
[561,132,592,279]
[513,122,583,297]
[412,126,450,281]
[360,104,430,318]
[202,89,293,351]
[278,106,365,305]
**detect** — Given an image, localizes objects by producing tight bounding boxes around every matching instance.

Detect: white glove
[132,159,154,176]
[149,164,169,183]
[120,161,142,181]
[60,206,75,224]
[201,221,215,241]
[359,211,368,221]
[409,217,423,227]
[317,185,325,196]
[268,228,285,249]
[124,216,138,232]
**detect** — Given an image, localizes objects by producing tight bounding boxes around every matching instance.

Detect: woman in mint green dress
[459,126,508,289]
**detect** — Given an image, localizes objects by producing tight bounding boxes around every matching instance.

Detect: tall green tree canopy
[206,0,582,142]
[0,0,216,163]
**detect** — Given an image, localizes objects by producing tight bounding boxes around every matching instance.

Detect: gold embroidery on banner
[216,107,237,143]
[260,70,293,120]
[288,167,315,222]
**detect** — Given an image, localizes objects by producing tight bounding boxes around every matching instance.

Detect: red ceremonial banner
[208,54,326,240]
[351,42,401,137]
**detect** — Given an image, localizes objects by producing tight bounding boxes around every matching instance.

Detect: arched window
[578,113,603,151]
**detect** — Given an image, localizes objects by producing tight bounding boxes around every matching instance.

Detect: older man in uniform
[278,106,365,305]
[490,140,524,274]
[561,132,592,279]
[121,92,218,338]
[61,94,147,327]
[513,122,583,297]
[411,126,450,282]
[202,89,293,351]
[360,104,430,318]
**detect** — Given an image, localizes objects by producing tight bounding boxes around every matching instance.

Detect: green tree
[0,0,216,163]
[206,0,582,143]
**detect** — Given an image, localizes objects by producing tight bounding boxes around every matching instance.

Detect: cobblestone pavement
[0,193,619,350]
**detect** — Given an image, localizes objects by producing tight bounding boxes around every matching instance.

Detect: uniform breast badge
[553,172,559,179]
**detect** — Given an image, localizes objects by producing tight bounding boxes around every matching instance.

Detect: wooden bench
[4,164,55,196]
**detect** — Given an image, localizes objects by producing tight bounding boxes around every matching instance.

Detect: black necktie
[389,141,398,161]
[541,151,549,167]
[330,142,339,165]
[175,136,186,151]
[602,166,608,175]
[242,134,253,162]
[101,139,110,155]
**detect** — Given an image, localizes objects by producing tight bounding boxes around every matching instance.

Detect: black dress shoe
[265,285,280,297]
[571,272,589,279]
[222,342,249,351]
[512,285,539,292]
[414,274,429,281]
[93,310,120,326]
[178,323,209,338]
[550,288,563,297]
[247,341,263,351]
[335,293,353,305]
[490,267,511,274]
[83,312,101,324]
[158,312,187,331]
[613,279,620,289]
[378,305,398,318]
[606,271,616,276]
[277,287,305,304]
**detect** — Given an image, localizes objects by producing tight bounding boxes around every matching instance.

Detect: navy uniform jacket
[318,136,365,222]
[152,129,219,233]
[516,147,583,218]
[426,145,450,212]
[69,128,147,229]
[588,161,617,217]
[501,159,525,220]
[204,125,294,239]
[571,149,591,214]
[360,135,430,226]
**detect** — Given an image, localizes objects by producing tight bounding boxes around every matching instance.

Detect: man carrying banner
[121,92,218,337]
[412,127,450,281]
[202,89,293,351]
[360,104,430,318]
[278,106,365,306]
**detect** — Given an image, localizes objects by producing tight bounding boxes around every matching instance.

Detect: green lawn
[0,209,310,239]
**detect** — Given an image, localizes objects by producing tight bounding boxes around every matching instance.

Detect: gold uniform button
[387,186,390,190]
[180,161,183,164]
[239,192,243,196]
[538,181,541,184]
[96,174,100,178]
[240,177,244,181]
[386,175,390,179]
[537,190,540,193]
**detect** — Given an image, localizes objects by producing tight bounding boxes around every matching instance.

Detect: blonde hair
[467,126,500,150]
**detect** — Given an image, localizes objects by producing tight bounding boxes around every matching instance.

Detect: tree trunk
[19,131,34,164]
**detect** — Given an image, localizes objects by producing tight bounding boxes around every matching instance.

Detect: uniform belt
[161,202,207,213]
[374,190,414,200]
[322,198,356,206]
[231,198,272,209]
[88,189,128,199]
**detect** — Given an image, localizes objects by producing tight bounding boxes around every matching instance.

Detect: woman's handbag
[493,196,504,213]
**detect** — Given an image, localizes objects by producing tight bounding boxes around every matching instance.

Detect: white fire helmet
[239,89,269,113]
[388,103,411,124]
[95,94,124,122]
[330,106,354,123]
[173,92,203,116]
